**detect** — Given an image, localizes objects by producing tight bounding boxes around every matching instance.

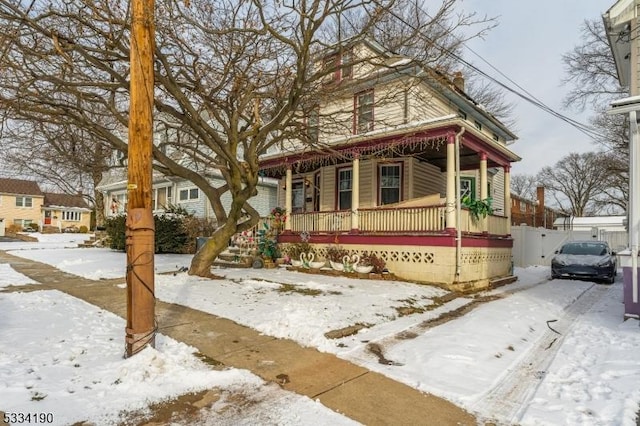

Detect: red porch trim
[277,232,513,248]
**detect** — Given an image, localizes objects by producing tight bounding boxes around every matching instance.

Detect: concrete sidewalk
[0,251,477,425]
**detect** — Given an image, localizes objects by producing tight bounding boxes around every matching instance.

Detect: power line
[372,2,606,141]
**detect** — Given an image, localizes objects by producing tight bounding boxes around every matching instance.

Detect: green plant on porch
[462,196,493,223]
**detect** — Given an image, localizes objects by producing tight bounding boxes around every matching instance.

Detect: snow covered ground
[1,233,639,425]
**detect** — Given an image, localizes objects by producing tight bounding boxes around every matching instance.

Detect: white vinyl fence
[511,225,629,267]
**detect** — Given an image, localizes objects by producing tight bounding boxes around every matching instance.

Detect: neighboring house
[259,37,521,290]
[0,177,91,233]
[96,168,279,221]
[42,192,92,232]
[0,178,45,231]
[604,1,640,318]
[511,186,565,229]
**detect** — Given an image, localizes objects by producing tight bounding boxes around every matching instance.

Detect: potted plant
[462,196,493,223]
[326,245,349,271]
[257,223,280,267]
[269,207,287,233]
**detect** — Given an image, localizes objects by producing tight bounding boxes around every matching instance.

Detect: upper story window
[15,196,33,208]
[322,49,353,83]
[492,133,500,141]
[458,109,467,120]
[306,108,319,143]
[355,90,374,134]
[179,187,199,202]
[474,120,482,131]
[379,163,402,205]
[337,167,352,210]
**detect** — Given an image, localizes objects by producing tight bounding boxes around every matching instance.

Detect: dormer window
[322,48,353,83]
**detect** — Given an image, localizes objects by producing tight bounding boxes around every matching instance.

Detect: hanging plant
[462,196,493,223]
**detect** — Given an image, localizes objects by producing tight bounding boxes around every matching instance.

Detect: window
[341,49,353,79]
[15,196,33,208]
[179,187,199,202]
[355,90,374,134]
[154,186,173,210]
[337,168,352,210]
[460,177,476,200]
[323,49,353,83]
[492,133,500,141]
[292,181,305,213]
[474,120,482,131]
[306,108,319,143]
[458,109,467,120]
[379,164,402,205]
[62,211,81,221]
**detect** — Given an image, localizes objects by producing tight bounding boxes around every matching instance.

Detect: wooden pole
[125,0,156,357]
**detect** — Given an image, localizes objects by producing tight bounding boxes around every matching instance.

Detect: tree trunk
[188,220,240,277]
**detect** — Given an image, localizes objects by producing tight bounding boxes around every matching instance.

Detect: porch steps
[77,231,109,248]
[213,247,255,269]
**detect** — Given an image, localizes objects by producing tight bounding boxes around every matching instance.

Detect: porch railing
[358,205,446,232]
[287,206,509,235]
[288,205,447,233]
[289,210,352,233]
[459,209,509,235]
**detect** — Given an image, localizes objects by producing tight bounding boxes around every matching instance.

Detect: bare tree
[537,152,611,217]
[562,18,628,212]
[510,174,538,200]
[0,120,111,226]
[0,0,497,277]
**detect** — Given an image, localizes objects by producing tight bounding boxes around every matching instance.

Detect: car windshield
[560,243,608,256]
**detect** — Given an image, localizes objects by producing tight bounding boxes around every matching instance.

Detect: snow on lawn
[0,263,38,289]
[0,288,359,426]
[2,236,640,425]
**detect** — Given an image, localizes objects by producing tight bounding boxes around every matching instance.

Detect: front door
[44,211,52,225]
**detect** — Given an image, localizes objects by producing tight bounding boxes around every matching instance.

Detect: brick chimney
[453,71,464,92]
[536,186,545,226]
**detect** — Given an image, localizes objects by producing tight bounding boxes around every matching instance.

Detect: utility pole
[125,0,156,357]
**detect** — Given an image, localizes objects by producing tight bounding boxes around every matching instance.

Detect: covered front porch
[259,121,519,290]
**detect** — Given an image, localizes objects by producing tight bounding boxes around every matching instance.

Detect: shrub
[285,242,313,261]
[104,206,201,254]
[27,223,39,232]
[79,225,88,233]
[360,253,386,274]
[6,224,22,234]
[326,245,349,263]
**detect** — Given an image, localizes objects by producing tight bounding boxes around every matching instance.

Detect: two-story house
[259,37,521,291]
[0,178,45,235]
[0,178,91,235]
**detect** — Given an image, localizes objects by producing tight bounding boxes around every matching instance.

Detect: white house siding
[175,180,207,217]
[359,160,374,208]
[411,158,445,199]
[409,83,452,120]
[491,168,506,216]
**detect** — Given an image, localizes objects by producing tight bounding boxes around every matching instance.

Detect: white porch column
[503,165,511,235]
[445,136,456,231]
[351,155,360,233]
[285,167,292,232]
[479,152,488,232]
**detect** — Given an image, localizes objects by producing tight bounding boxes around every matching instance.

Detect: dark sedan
[551,240,617,284]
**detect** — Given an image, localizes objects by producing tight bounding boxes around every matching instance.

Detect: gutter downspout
[631,110,639,303]
[455,126,466,279]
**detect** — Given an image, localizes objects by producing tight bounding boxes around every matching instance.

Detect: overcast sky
[458,0,614,176]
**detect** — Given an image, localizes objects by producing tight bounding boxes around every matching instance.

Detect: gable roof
[43,192,91,209]
[0,178,44,196]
